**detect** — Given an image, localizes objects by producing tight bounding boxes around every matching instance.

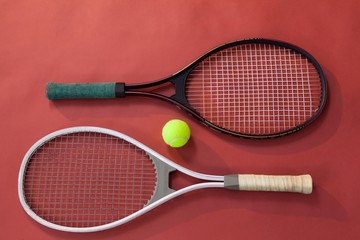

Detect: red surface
[1,0,359,239]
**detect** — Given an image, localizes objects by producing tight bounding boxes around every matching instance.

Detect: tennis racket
[46,39,327,139]
[18,127,312,232]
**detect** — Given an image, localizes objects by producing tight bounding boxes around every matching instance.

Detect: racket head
[180,39,327,138]
[18,127,161,232]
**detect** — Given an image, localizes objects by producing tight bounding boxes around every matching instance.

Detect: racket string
[186,43,323,135]
[23,132,157,227]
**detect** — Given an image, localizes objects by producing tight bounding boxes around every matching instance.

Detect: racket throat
[147,154,177,205]
[122,74,201,117]
[168,73,191,108]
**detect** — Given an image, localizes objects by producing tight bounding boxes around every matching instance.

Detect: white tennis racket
[18,127,312,232]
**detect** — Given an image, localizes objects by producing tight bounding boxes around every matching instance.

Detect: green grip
[46,82,117,100]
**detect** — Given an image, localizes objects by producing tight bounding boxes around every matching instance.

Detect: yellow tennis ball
[162,119,191,148]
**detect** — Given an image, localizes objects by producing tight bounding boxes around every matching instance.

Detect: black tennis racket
[46,39,327,139]
[18,127,312,232]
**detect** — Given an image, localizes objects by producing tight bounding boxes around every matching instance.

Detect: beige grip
[224,174,312,194]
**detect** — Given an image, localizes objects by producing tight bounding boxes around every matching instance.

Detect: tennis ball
[162,119,191,148]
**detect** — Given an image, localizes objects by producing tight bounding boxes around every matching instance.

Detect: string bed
[22,132,157,227]
[186,43,322,135]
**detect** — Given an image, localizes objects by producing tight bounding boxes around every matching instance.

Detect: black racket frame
[115,38,327,138]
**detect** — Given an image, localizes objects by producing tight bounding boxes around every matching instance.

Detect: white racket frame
[18,126,224,232]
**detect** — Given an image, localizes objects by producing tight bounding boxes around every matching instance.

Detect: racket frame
[121,38,327,138]
[18,126,224,232]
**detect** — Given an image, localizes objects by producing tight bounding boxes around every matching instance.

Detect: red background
[1,0,359,239]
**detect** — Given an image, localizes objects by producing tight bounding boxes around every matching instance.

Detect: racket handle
[224,174,312,194]
[46,82,125,100]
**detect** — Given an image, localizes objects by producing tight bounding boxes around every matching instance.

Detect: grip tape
[46,82,117,100]
[224,174,312,194]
